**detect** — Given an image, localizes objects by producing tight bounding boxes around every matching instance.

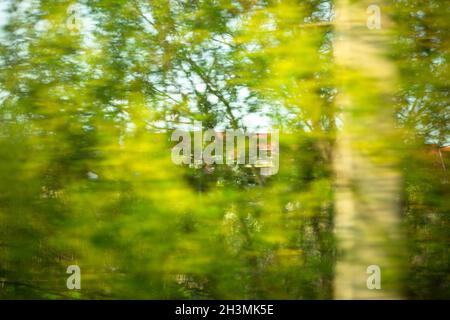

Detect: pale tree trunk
[333,0,405,299]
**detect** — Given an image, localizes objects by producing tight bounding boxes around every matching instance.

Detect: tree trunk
[333,0,405,299]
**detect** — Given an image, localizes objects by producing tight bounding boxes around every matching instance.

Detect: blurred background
[0,0,448,299]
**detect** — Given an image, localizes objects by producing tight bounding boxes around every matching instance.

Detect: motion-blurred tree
[0,0,448,299]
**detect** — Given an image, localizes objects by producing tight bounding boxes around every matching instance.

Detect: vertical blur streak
[333,0,405,299]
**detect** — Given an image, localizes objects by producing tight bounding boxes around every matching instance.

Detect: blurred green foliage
[0,0,448,299]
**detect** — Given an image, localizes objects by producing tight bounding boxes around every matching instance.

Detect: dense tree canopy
[0,0,448,299]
